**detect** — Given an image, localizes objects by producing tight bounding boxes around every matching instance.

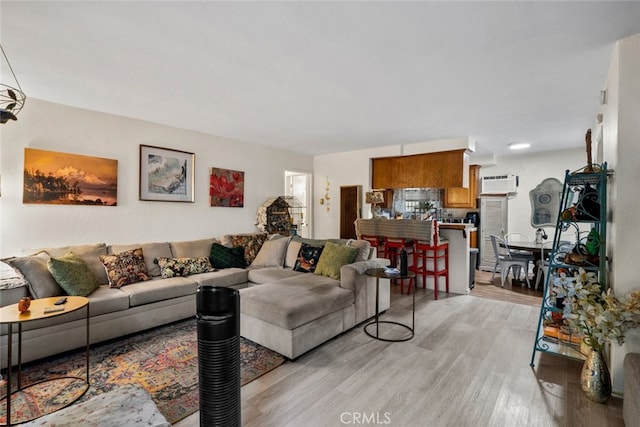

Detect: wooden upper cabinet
[444,164,480,208]
[371,149,468,189]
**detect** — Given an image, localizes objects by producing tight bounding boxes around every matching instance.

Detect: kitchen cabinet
[444,165,480,208]
[371,150,468,189]
[469,229,478,248]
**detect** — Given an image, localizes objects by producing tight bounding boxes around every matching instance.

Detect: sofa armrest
[340,261,390,324]
[340,260,379,290]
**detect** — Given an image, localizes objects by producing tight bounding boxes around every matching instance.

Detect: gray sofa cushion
[109,242,172,277]
[45,243,108,285]
[247,267,301,284]
[5,254,65,298]
[170,238,218,258]
[191,268,249,288]
[346,239,371,262]
[87,285,131,316]
[240,278,352,330]
[119,276,196,307]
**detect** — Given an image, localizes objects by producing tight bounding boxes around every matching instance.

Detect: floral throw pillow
[293,243,324,273]
[155,257,216,278]
[100,248,151,288]
[230,233,268,265]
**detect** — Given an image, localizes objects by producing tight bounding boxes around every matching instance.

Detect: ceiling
[2,1,640,157]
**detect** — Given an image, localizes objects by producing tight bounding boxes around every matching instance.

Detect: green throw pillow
[47,252,100,296]
[314,241,358,280]
[209,243,246,269]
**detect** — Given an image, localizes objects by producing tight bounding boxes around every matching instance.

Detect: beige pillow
[285,240,302,268]
[170,238,218,258]
[250,237,289,268]
[347,239,371,262]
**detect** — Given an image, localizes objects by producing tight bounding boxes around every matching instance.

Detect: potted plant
[552,268,640,403]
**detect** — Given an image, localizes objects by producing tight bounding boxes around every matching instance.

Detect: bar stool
[384,237,415,294]
[412,240,449,300]
[359,235,385,258]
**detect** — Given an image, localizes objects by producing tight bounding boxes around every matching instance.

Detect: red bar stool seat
[412,240,449,300]
[384,237,415,294]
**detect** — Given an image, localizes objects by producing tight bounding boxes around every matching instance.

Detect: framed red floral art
[210,167,244,207]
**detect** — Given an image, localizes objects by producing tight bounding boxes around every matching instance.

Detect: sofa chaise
[1,233,390,368]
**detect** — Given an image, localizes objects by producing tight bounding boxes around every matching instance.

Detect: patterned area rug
[0,318,286,424]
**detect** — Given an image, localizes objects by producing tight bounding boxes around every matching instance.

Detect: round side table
[0,296,90,425]
[364,268,417,342]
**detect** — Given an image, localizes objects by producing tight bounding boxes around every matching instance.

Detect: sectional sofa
[1,233,389,368]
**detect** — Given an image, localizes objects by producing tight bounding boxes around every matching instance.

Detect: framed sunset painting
[210,167,244,207]
[23,148,118,206]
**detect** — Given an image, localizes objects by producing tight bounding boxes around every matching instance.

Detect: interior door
[340,186,361,239]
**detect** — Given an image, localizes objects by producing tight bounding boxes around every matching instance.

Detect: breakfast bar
[355,219,476,295]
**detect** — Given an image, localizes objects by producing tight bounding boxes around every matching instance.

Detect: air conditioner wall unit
[481,174,518,194]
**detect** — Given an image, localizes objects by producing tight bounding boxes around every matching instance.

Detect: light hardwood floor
[176,273,624,427]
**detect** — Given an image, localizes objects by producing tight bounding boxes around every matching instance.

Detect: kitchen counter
[355,218,473,295]
[439,223,477,231]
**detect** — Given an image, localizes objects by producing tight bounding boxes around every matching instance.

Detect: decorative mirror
[530,178,563,227]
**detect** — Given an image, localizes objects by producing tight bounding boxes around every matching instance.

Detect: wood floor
[175,271,624,427]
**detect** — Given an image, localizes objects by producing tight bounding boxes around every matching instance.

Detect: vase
[580,349,612,403]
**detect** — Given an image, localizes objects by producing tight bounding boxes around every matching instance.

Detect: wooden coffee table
[0,296,90,426]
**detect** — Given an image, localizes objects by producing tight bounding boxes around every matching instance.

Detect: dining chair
[490,234,534,288]
[534,240,554,290]
[534,240,573,290]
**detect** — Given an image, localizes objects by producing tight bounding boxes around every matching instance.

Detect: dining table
[500,240,554,290]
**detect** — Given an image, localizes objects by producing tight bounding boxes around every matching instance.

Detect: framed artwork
[139,145,194,202]
[23,148,118,206]
[210,167,244,207]
[529,177,563,227]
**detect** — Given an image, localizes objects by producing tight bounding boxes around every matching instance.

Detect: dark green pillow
[209,243,246,269]
[314,241,358,280]
[47,252,100,296]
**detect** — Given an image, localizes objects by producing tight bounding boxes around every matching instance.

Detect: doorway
[340,185,361,239]
[285,170,311,238]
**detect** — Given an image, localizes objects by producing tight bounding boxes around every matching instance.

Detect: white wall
[604,34,640,394]
[0,99,312,256]
[313,143,583,240]
[313,145,399,239]
[312,138,476,238]
[476,148,584,237]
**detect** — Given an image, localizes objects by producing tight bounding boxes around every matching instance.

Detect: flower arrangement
[552,268,640,353]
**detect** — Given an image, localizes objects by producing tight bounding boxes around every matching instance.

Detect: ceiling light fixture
[0,44,26,124]
[509,142,531,150]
